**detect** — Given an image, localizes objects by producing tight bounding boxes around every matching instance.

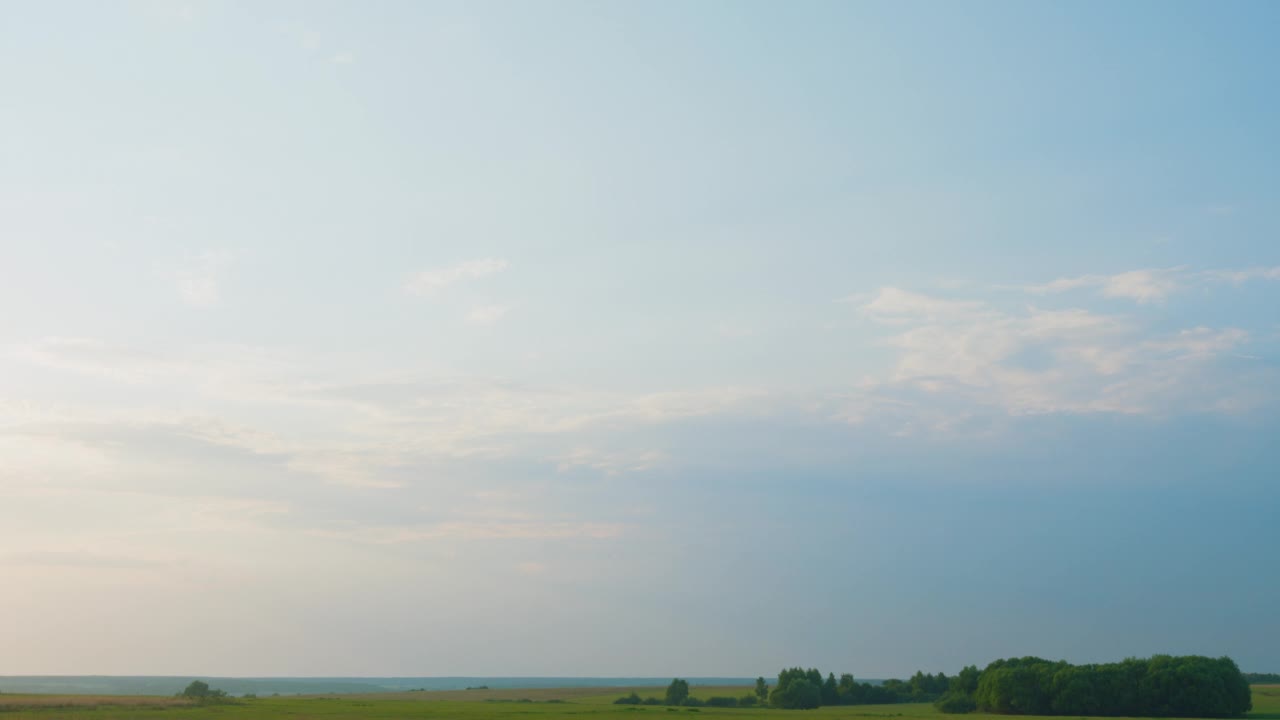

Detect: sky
[1,0,1278,678]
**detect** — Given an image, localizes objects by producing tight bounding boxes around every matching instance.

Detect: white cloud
[856,287,990,324]
[165,250,233,308]
[556,448,666,475]
[309,521,623,545]
[0,550,163,570]
[1026,264,1280,303]
[1203,266,1280,285]
[404,258,508,296]
[465,303,514,326]
[1027,267,1185,304]
[132,0,198,23]
[848,286,1261,422]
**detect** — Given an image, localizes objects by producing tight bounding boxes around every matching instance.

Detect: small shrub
[616,693,643,705]
[739,695,759,707]
[177,681,231,705]
[642,697,664,706]
[705,697,738,708]
[935,692,977,714]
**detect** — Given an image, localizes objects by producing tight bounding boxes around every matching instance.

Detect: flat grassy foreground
[0,685,1274,720]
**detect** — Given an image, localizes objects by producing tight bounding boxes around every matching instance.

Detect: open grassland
[0,686,1273,720]
[0,693,194,711]
[331,686,752,704]
[1249,686,1279,719]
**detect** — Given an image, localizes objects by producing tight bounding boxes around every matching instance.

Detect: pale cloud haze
[1,0,1277,679]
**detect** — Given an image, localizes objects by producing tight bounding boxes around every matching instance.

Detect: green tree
[665,678,690,706]
[822,673,839,705]
[771,678,821,710]
[755,677,769,703]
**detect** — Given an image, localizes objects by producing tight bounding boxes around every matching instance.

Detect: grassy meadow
[0,684,1274,720]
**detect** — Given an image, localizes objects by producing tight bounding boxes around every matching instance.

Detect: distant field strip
[336,685,753,703]
[0,694,194,710]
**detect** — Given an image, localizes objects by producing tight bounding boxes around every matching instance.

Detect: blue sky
[1,0,1278,677]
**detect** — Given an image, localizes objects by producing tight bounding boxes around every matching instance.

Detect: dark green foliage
[664,679,689,707]
[952,666,980,696]
[821,673,839,706]
[1245,672,1280,684]
[681,697,704,708]
[178,680,230,704]
[767,667,946,708]
[704,696,738,707]
[642,697,664,706]
[910,671,952,701]
[739,694,759,707]
[961,655,1252,718]
[935,692,978,714]
[615,693,642,705]
[755,677,769,703]
[770,678,821,709]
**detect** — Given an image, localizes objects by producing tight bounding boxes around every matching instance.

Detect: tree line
[615,670,951,709]
[934,655,1252,718]
[619,655,1253,717]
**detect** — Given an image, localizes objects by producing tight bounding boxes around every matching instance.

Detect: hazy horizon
[2,1,1277,678]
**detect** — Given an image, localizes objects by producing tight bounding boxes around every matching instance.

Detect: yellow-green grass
[1249,685,1279,718]
[0,693,194,710]
[0,687,1273,720]
[319,685,752,705]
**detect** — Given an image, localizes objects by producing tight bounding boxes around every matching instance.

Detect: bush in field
[642,697,664,706]
[704,696,738,707]
[739,694,759,707]
[178,681,230,704]
[935,692,978,714]
[615,693,642,705]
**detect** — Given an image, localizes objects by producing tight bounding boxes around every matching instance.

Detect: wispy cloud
[855,287,991,323]
[556,448,666,475]
[1203,266,1280,285]
[404,258,508,296]
[0,550,163,570]
[1025,265,1280,303]
[329,51,356,65]
[164,250,233,308]
[310,521,623,545]
[132,0,199,23]
[300,30,323,51]
[1026,267,1185,304]
[465,303,515,326]
[843,284,1265,425]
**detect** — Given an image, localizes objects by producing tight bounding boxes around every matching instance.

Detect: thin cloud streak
[404,258,509,296]
[1024,265,1280,303]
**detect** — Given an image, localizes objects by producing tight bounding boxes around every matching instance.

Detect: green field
[0,685,1274,720]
